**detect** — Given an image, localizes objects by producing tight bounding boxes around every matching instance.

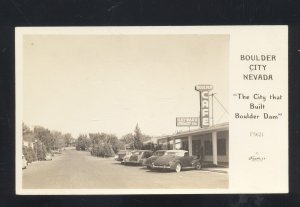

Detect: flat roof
[156,122,229,141]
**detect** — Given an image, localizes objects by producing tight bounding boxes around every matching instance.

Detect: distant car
[22,155,28,169]
[45,153,53,161]
[123,150,153,165]
[115,150,132,161]
[121,150,136,164]
[151,150,201,172]
[143,150,168,169]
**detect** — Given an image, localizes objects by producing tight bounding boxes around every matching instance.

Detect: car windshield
[154,151,166,156]
[132,151,143,155]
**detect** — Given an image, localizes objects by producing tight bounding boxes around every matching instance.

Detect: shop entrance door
[192,140,202,158]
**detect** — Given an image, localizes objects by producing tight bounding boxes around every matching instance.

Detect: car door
[148,151,153,158]
[186,155,196,167]
[180,152,191,167]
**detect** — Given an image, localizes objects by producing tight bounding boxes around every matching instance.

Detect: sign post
[195,84,213,128]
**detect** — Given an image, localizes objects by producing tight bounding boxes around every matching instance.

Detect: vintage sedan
[143,150,168,169]
[121,150,136,164]
[151,150,201,172]
[115,150,132,162]
[123,150,153,165]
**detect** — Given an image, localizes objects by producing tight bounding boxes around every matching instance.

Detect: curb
[201,168,228,174]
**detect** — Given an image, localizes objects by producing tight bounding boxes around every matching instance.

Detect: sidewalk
[201,167,228,174]
[201,162,229,174]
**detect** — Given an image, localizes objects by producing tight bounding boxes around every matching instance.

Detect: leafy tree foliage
[133,124,144,150]
[121,125,153,150]
[22,123,73,161]
[23,146,37,163]
[22,122,31,136]
[76,134,90,151]
[34,140,47,160]
[89,133,118,157]
[122,133,134,145]
[63,133,72,147]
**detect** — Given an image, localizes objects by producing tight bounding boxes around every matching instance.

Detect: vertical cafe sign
[195,84,213,128]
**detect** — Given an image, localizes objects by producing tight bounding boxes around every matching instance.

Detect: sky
[23,34,229,138]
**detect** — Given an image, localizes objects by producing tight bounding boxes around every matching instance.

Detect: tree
[89,133,120,157]
[23,123,36,143]
[76,134,90,150]
[63,133,73,147]
[122,133,134,145]
[103,143,115,157]
[51,131,64,150]
[106,134,121,153]
[33,126,53,151]
[133,124,143,150]
[34,140,47,160]
[23,146,36,163]
[22,123,31,135]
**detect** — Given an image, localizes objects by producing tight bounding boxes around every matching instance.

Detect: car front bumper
[115,158,123,161]
[151,164,171,169]
[126,160,143,165]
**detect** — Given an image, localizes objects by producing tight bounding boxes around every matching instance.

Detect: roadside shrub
[34,141,47,160]
[91,143,115,158]
[23,146,37,163]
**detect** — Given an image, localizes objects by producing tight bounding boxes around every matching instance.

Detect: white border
[16,26,288,195]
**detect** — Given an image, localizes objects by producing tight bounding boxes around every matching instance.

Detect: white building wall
[191,131,229,163]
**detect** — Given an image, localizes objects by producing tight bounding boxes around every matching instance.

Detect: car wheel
[175,163,181,173]
[195,162,201,170]
[147,166,151,169]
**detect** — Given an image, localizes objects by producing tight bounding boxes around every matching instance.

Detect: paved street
[23,149,228,189]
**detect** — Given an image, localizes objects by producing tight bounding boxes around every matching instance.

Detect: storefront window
[192,140,202,156]
[217,139,226,155]
[181,140,188,151]
[204,140,212,155]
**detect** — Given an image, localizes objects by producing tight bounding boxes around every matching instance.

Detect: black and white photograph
[17,29,229,192]
[0,0,296,205]
[15,26,288,195]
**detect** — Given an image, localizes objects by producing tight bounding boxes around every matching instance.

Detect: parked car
[115,150,132,161]
[143,150,168,169]
[22,154,28,169]
[45,153,53,161]
[151,150,201,172]
[121,150,136,164]
[123,150,153,165]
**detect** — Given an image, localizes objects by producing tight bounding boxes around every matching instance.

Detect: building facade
[156,122,229,166]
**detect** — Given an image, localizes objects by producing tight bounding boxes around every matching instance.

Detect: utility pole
[199,91,202,128]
